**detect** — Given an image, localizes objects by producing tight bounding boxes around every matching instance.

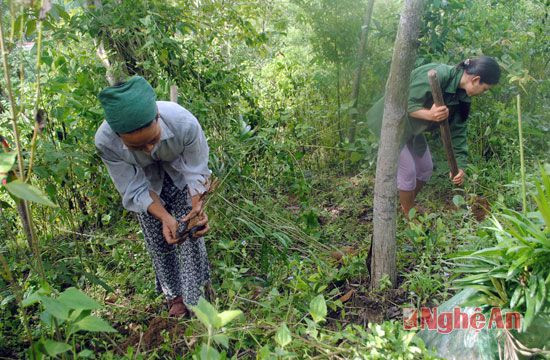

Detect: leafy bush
[23,286,116,359]
[451,166,550,332]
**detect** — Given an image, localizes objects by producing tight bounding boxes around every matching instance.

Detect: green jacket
[366,63,471,168]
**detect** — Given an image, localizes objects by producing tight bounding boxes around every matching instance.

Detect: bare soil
[120,316,186,353]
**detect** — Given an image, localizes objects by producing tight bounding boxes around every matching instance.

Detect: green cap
[98,76,157,134]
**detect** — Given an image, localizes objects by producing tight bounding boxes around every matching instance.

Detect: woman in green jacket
[367,56,501,216]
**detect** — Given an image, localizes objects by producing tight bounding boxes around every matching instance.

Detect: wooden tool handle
[427,69,459,178]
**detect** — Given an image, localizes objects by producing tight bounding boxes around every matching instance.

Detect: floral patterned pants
[137,175,210,306]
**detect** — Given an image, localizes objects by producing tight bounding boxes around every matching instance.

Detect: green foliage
[191,297,243,360]
[309,294,327,323]
[293,0,366,65]
[4,179,56,206]
[0,151,16,179]
[274,323,292,348]
[23,286,116,359]
[451,166,550,331]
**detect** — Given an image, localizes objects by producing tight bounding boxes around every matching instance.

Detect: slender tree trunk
[336,61,344,144]
[349,0,375,143]
[15,202,33,248]
[370,0,424,289]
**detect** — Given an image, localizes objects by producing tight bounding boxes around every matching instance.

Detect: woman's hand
[183,194,204,224]
[162,215,179,244]
[409,104,449,122]
[182,193,210,238]
[192,213,210,238]
[449,169,465,186]
[429,104,449,122]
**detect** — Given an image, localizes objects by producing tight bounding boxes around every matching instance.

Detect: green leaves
[71,315,117,334]
[193,298,220,328]
[274,323,291,348]
[21,287,117,358]
[0,152,16,181]
[309,294,327,323]
[192,298,243,330]
[191,298,242,358]
[41,297,71,321]
[41,340,71,357]
[218,310,243,328]
[4,180,57,207]
[199,343,221,360]
[452,194,466,207]
[451,167,550,332]
[58,287,102,310]
[24,287,116,336]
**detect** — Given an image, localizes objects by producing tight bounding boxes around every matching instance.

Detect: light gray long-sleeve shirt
[95,101,211,213]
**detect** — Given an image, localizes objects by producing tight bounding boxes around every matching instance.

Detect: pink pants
[397,143,433,191]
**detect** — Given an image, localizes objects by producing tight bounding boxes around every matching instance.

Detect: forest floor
[83,155,494,356]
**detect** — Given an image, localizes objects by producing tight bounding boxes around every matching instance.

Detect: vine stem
[0,1,47,280]
[26,1,46,181]
[517,94,527,213]
[0,3,24,179]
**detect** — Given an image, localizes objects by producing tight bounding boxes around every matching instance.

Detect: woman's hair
[457,56,501,85]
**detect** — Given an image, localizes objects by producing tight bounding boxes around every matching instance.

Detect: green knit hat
[98,76,157,134]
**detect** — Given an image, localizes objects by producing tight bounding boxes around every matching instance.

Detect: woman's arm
[409,103,449,122]
[147,191,180,244]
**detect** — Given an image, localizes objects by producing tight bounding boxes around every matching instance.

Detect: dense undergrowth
[1,0,549,358]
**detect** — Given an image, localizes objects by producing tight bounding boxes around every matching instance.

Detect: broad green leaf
[72,315,116,334]
[305,318,319,339]
[41,296,70,320]
[510,287,523,309]
[274,323,291,348]
[68,308,90,323]
[0,152,16,174]
[191,297,220,328]
[41,340,71,357]
[472,247,503,257]
[257,345,272,360]
[58,287,101,310]
[452,195,466,207]
[78,349,94,358]
[212,333,229,348]
[4,180,57,207]
[199,343,220,360]
[218,309,242,327]
[309,294,327,323]
[40,311,57,328]
[523,293,535,331]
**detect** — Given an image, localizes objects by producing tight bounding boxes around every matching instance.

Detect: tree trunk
[336,61,344,144]
[349,0,375,143]
[15,201,33,249]
[370,0,424,290]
